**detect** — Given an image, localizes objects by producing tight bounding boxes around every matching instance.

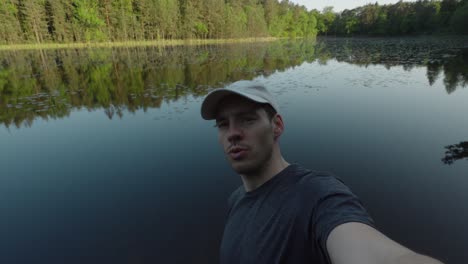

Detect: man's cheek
[217,133,224,146]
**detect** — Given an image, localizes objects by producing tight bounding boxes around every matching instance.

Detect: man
[201,80,444,264]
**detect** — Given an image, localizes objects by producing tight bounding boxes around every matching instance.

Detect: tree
[72,0,106,41]
[179,0,203,38]
[450,0,468,33]
[44,0,78,42]
[321,6,336,34]
[306,12,318,37]
[224,2,247,38]
[200,0,224,38]
[267,0,289,37]
[372,7,389,35]
[244,3,268,37]
[342,9,359,35]
[386,1,411,35]
[413,0,440,33]
[263,0,278,30]
[439,0,459,26]
[291,6,309,37]
[0,0,23,44]
[359,4,380,34]
[16,0,50,43]
[144,0,179,39]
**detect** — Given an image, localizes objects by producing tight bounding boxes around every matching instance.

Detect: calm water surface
[1,37,467,263]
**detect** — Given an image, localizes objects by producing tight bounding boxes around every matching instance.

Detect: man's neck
[241,157,290,192]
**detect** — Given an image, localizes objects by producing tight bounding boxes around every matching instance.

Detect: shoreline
[0,38,282,51]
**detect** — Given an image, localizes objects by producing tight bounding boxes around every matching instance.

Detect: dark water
[1,37,467,263]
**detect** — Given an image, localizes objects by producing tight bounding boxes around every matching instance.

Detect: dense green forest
[321,0,468,36]
[0,0,318,44]
[0,0,467,45]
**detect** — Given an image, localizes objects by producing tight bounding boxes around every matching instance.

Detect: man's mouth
[228,147,249,160]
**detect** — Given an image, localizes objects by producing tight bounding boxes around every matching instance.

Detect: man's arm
[326,222,444,264]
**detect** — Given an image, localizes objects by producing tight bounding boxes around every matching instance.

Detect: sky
[289,0,417,12]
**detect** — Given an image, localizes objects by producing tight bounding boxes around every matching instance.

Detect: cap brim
[201,88,269,120]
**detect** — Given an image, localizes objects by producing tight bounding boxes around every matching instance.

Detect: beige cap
[201,80,279,120]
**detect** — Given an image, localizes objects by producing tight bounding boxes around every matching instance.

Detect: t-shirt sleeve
[307,173,375,263]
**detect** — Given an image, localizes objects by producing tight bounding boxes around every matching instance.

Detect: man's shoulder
[227,186,244,208]
[292,165,351,199]
[292,164,344,185]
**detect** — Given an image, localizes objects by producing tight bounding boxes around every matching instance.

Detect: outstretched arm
[326,222,444,264]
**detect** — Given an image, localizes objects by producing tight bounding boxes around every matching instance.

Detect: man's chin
[229,160,257,176]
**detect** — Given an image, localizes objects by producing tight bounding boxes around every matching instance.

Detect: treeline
[1,0,466,45]
[318,0,468,36]
[0,0,318,44]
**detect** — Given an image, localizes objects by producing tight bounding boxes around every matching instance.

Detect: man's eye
[214,122,227,128]
[242,117,256,123]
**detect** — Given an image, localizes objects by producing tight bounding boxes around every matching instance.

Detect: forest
[0,0,317,44]
[0,0,467,45]
[322,0,468,36]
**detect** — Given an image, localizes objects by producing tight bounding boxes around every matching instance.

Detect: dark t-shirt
[220,164,375,264]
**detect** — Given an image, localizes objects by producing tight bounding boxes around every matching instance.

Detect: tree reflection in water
[442,141,468,165]
[0,38,467,129]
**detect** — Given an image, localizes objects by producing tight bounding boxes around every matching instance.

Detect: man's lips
[228,147,249,160]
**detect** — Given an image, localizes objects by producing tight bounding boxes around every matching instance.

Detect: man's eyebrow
[216,107,259,120]
[235,110,258,117]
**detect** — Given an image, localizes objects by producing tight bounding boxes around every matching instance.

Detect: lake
[1,37,467,264]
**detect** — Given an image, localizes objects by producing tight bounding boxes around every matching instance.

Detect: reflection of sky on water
[0,40,467,263]
[0,95,233,263]
[256,60,468,263]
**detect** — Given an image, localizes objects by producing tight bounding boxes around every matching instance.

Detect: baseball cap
[201,80,279,120]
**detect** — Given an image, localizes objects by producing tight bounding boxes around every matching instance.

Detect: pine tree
[0,0,23,44]
[16,0,50,43]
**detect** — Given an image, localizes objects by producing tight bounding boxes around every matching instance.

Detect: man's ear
[272,114,284,140]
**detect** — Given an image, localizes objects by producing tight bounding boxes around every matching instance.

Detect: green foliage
[195,22,208,38]
[200,0,225,38]
[322,6,336,31]
[0,1,23,43]
[0,0,320,44]
[74,1,103,27]
[312,7,335,34]
[306,13,318,37]
[224,3,247,38]
[4,0,466,43]
[16,0,50,43]
[245,4,268,37]
[450,1,468,34]
[440,0,459,26]
[73,0,106,41]
[322,0,467,36]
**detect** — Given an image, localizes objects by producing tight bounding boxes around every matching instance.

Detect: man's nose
[227,123,243,142]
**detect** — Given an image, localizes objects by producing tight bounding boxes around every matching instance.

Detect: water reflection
[442,141,468,165]
[315,38,468,94]
[427,47,468,94]
[0,42,316,128]
[0,37,467,128]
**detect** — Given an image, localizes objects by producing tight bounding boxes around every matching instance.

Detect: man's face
[215,96,276,176]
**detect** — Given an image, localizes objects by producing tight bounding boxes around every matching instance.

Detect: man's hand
[326,222,444,264]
